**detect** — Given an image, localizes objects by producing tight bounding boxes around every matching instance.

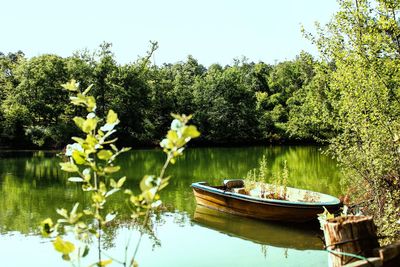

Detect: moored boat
[191,179,341,223]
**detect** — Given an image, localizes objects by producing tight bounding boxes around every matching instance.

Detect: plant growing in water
[40,80,200,267]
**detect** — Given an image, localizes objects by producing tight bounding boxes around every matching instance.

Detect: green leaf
[68,177,84,183]
[82,84,93,96]
[106,110,119,124]
[71,203,80,216]
[60,162,79,173]
[40,218,54,236]
[142,188,157,203]
[110,144,118,151]
[70,94,87,107]
[72,150,86,165]
[61,79,78,91]
[62,254,71,261]
[82,168,91,181]
[83,209,93,215]
[124,189,133,195]
[104,166,120,173]
[71,137,85,144]
[99,259,113,266]
[105,188,119,197]
[160,138,173,149]
[73,117,85,130]
[167,130,178,142]
[82,245,90,258]
[159,177,170,191]
[140,175,155,191]
[85,135,98,148]
[82,118,98,133]
[117,176,126,188]
[182,125,200,138]
[86,96,96,112]
[53,236,75,255]
[56,208,68,218]
[99,181,107,193]
[97,150,113,161]
[105,213,117,223]
[110,178,117,188]
[121,147,131,153]
[102,138,118,145]
[92,192,105,204]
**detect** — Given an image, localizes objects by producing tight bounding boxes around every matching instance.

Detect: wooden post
[322,215,379,267]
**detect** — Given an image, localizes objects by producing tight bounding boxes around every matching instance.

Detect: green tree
[170,55,206,115]
[311,0,400,241]
[286,57,336,141]
[2,54,69,147]
[253,53,316,141]
[66,49,96,90]
[193,63,260,144]
[92,42,118,118]
[108,62,152,144]
[0,51,26,145]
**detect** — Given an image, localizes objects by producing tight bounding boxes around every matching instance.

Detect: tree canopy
[0,45,321,148]
[308,0,400,241]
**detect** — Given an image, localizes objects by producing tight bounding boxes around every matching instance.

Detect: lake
[0,146,343,267]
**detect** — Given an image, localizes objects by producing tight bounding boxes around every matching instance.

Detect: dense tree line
[0,44,325,148]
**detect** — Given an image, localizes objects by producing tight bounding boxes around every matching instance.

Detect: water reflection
[193,205,323,250]
[0,146,341,266]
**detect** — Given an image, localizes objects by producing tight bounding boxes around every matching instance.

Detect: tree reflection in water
[0,146,341,264]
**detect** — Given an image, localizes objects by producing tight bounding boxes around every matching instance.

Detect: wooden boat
[193,205,323,250]
[191,179,341,223]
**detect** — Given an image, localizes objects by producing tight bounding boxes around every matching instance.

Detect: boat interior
[201,179,336,203]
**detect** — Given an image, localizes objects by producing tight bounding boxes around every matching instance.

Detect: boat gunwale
[191,181,341,208]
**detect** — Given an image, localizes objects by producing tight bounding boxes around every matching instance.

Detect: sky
[1,0,338,66]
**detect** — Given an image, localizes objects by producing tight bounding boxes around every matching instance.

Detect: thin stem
[129,153,173,266]
[98,220,102,265]
[77,247,81,267]
[92,149,102,265]
[93,166,98,190]
[123,235,131,267]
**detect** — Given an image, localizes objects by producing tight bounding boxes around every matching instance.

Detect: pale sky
[1,0,338,66]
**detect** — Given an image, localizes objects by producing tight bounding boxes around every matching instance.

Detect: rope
[324,236,377,249]
[324,234,390,249]
[325,249,376,266]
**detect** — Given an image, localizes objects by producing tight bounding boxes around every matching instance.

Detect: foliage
[192,62,261,144]
[40,80,199,266]
[0,43,323,148]
[308,0,400,242]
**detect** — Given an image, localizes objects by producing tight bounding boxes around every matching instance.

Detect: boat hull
[192,182,341,223]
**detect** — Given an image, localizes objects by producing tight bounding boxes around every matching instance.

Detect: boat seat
[224,179,244,189]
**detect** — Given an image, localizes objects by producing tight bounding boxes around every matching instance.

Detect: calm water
[0,146,343,267]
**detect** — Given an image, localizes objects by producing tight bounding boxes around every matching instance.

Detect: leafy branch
[40,80,200,267]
